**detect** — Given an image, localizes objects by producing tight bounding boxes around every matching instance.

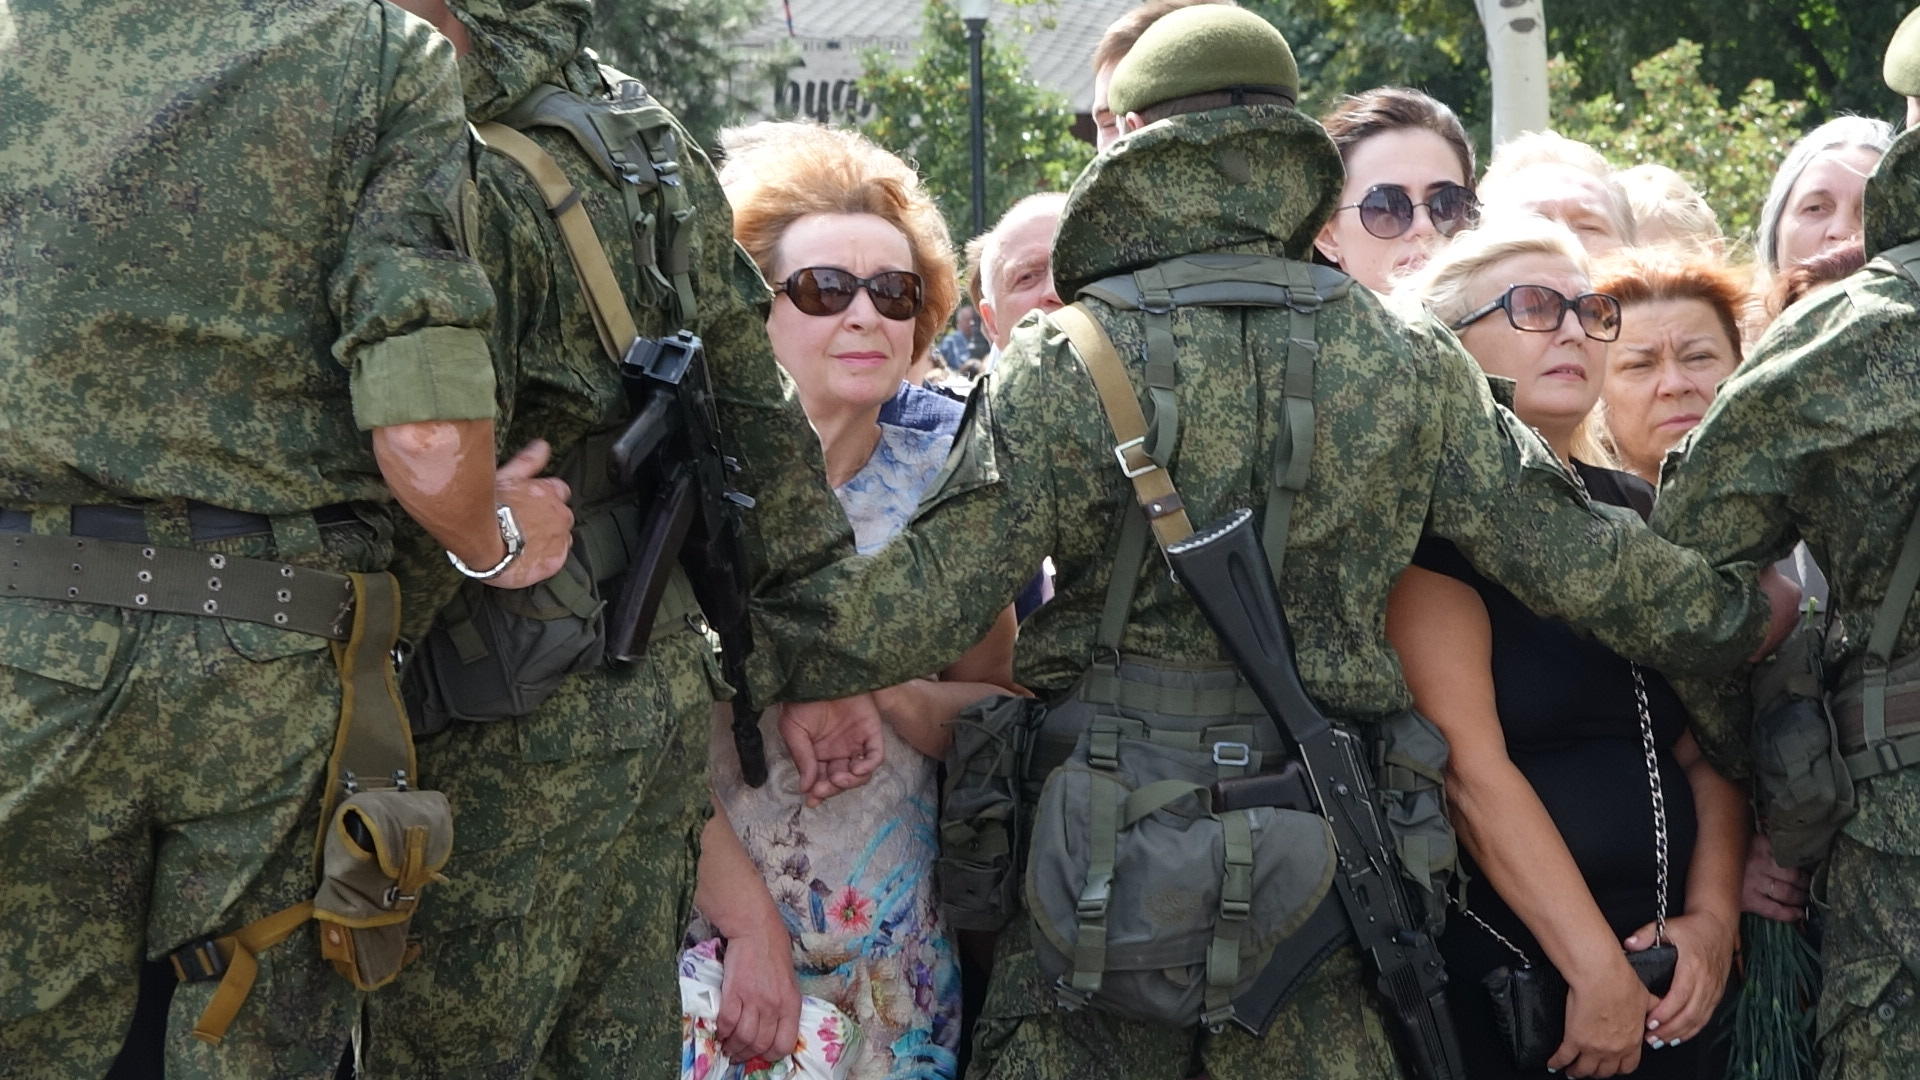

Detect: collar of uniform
[1053,105,1343,300]
[452,0,592,123]
[1866,123,1920,256]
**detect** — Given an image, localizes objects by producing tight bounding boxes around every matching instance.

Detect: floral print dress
[689,385,963,1080]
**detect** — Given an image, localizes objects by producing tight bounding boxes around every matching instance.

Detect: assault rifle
[608,330,769,786]
[1167,508,1465,1080]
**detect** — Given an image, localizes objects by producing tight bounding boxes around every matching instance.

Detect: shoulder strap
[1878,238,1920,288]
[1262,260,1321,577]
[475,121,638,366]
[1052,303,1194,658]
[1861,494,1920,753]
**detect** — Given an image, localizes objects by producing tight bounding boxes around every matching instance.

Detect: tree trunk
[1476,0,1550,147]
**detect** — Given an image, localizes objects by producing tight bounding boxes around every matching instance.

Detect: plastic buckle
[169,937,228,983]
[1877,741,1904,774]
[1212,741,1251,767]
[1112,437,1156,479]
[1220,896,1252,920]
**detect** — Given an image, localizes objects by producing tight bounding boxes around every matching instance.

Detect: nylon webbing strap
[173,901,315,1045]
[0,533,353,639]
[1206,808,1255,1025]
[1069,769,1124,1002]
[1262,261,1319,577]
[1861,493,1920,758]
[476,122,639,366]
[179,572,416,1044]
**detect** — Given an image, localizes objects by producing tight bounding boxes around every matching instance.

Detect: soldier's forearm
[373,418,503,568]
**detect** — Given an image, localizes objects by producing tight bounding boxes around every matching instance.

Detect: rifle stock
[1166,508,1464,1080]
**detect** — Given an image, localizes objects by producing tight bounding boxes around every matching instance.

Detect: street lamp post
[957,0,990,238]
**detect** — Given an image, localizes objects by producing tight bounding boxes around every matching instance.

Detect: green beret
[1107,6,1298,118]
[1889,7,1920,96]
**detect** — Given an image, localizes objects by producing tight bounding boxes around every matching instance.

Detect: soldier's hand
[487,439,573,589]
[779,695,885,808]
[716,925,801,1064]
[1740,834,1809,922]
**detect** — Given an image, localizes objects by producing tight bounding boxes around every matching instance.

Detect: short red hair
[1591,249,1748,358]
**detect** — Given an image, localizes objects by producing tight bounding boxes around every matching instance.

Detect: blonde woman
[1387,217,1748,1078]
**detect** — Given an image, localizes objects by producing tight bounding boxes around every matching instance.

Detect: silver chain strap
[1632,664,1671,946]
[1460,663,1673,964]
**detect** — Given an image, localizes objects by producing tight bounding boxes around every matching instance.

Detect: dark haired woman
[1314,86,1479,292]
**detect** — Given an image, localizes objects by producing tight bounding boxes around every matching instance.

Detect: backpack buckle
[1212,741,1250,767]
[168,937,228,983]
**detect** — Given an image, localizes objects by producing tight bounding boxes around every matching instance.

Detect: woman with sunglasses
[685,122,1017,1078]
[1313,87,1480,292]
[1386,216,1747,1079]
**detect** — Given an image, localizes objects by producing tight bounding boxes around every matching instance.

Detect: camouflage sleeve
[742,318,1081,704]
[332,4,497,431]
[1419,317,1770,676]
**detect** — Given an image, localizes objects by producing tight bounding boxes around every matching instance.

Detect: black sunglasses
[1450,283,1623,342]
[774,266,925,322]
[1336,182,1480,240]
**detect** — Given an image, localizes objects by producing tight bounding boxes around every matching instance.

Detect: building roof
[736,0,1140,121]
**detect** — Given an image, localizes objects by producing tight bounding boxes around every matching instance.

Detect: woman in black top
[1388,218,1747,1078]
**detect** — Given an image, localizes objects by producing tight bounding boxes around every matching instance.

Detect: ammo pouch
[938,693,1046,932]
[313,787,454,989]
[405,545,605,735]
[1750,618,1854,869]
[1372,708,1458,933]
[1023,661,1337,1028]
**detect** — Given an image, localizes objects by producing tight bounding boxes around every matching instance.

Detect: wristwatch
[446,505,524,580]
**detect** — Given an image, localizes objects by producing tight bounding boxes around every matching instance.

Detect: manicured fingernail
[1670,1037,1684,1046]
[1649,1037,1666,1049]
[1647,1019,1661,1030]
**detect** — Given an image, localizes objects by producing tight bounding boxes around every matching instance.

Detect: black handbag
[1470,665,1681,1071]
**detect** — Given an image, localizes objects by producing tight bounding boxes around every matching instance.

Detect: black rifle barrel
[1166,508,1465,1080]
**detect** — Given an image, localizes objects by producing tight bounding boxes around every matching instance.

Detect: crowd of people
[7,1,1920,1080]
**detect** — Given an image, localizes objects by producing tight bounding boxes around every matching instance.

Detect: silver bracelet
[446,505,524,580]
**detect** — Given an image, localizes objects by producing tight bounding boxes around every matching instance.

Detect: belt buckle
[1111,437,1156,479]
[169,936,228,983]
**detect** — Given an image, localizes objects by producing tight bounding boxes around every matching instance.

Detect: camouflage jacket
[0,0,496,514]
[1653,124,1920,850]
[742,106,1769,719]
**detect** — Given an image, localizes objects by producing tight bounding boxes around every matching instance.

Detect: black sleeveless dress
[1417,463,1702,1078]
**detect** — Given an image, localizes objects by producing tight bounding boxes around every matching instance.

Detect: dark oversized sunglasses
[774,266,925,322]
[1451,283,1622,342]
[1337,182,1480,240]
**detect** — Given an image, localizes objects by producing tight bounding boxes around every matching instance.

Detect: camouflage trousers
[966,924,1400,1080]
[359,629,716,1079]
[1816,833,1920,1080]
[0,516,401,1079]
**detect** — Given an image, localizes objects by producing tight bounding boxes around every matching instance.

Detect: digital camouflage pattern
[736,104,1774,1075]
[0,2,492,1075]
[0,524,394,1079]
[365,2,818,1072]
[1651,124,1920,1078]
[0,0,498,514]
[743,106,1771,713]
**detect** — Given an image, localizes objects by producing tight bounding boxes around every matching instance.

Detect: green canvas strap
[1,533,353,639]
[1079,666,1263,715]
[1858,490,1920,773]
[1263,261,1320,577]
[1204,807,1256,1026]
[1066,768,1125,1003]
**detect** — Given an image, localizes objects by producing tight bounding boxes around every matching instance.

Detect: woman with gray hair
[1750,115,1895,313]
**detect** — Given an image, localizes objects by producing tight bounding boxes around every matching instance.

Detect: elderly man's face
[981,209,1063,350]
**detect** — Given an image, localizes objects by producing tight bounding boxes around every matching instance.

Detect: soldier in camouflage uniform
[358,1,824,1075]
[0,1,583,1076]
[734,9,1789,1079]
[1648,15,1920,1077]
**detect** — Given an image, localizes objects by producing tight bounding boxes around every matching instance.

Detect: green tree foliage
[595,0,794,148]
[1553,41,1809,244]
[856,0,1094,244]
